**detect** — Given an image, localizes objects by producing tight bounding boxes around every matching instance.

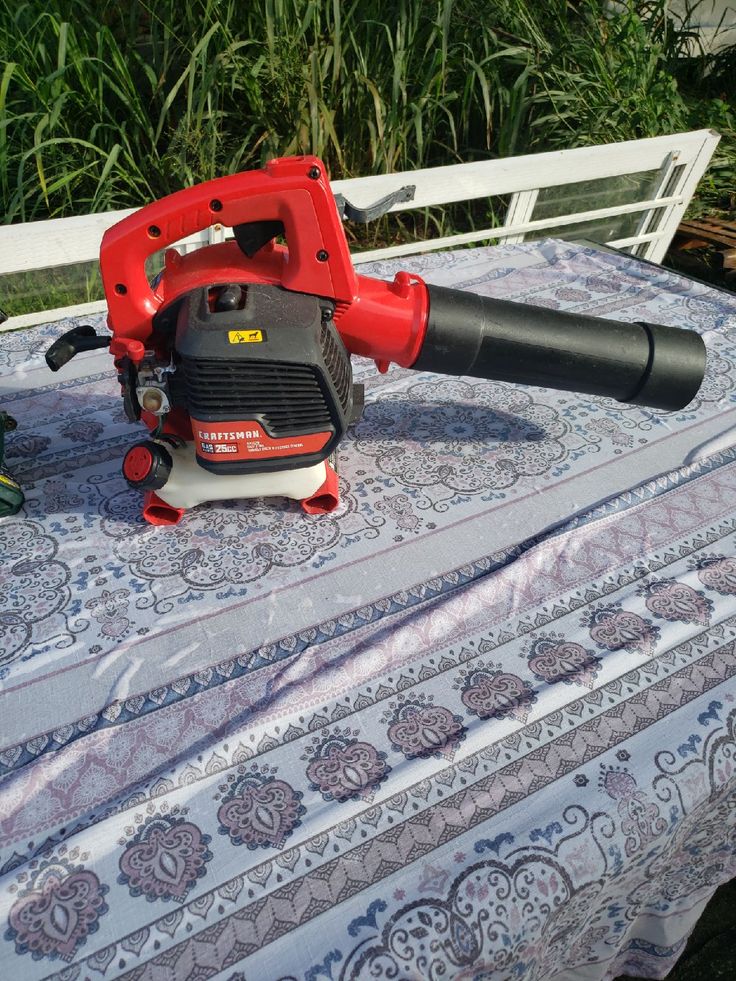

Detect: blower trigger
[233,220,285,258]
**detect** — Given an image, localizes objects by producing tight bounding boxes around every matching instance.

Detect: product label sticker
[191,419,330,461]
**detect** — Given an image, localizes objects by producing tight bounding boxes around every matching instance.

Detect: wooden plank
[501,190,539,244]
[330,130,718,210]
[0,209,132,277]
[0,130,719,277]
[675,219,736,249]
[681,219,736,231]
[645,132,722,263]
[0,299,108,332]
[630,151,678,261]
[0,215,209,277]
[352,194,682,262]
[607,231,668,249]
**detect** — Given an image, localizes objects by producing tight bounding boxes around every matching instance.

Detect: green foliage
[0,0,733,222]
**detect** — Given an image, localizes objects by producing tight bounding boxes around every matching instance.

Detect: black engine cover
[171,283,353,474]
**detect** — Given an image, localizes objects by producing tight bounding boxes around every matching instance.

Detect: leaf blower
[44,156,706,525]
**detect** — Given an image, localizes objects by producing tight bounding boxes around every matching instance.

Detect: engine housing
[166,283,353,474]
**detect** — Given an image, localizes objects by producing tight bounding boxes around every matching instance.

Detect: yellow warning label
[228,329,263,344]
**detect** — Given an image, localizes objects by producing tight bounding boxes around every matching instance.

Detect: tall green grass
[0,0,733,225]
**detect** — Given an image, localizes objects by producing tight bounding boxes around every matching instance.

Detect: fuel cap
[123,441,172,490]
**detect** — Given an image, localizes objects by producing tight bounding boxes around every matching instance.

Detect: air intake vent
[182,358,333,436]
[320,324,351,412]
[332,301,350,324]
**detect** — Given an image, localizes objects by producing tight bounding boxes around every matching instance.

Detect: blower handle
[412,285,706,411]
[99,156,357,341]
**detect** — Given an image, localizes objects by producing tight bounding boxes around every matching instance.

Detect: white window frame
[0,129,720,332]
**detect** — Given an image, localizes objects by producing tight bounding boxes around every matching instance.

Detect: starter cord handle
[45,325,111,372]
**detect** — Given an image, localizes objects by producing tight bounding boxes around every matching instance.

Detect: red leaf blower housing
[45,156,706,525]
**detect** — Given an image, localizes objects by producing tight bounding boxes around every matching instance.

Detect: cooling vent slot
[182,358,334,436]
[332,301,350,324]
[320,324,351,412]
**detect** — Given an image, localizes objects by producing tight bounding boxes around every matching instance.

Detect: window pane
[0,261,104,318]
[0,250,172,319]
[528,170,666,244]
[532,170,663,220]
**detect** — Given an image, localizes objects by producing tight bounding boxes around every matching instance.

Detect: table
[1,240,735,981]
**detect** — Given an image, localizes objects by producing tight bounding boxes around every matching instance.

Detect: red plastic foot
[301,462,339,514]
[142,491,186,526]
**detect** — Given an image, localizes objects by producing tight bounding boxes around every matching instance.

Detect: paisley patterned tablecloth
[1,240,735,981]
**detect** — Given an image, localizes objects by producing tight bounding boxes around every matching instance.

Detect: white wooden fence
[0,129,720,331]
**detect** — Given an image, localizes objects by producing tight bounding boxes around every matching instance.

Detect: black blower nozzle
[413,285,707,411]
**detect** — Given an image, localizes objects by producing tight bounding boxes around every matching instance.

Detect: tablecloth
[1,240,735,981]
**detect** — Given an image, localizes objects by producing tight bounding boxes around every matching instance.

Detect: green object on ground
[0,411,24,517]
